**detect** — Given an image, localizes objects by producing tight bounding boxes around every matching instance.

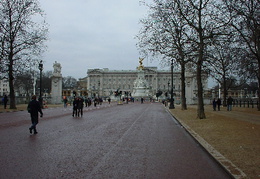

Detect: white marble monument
[132,58,150,98]
[51,61,62,104]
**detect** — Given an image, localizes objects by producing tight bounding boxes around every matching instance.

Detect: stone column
[51,61,62,104]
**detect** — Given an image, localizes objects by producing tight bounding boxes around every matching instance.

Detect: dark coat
[3,95,8,104]
[227,97,233,105]
[77,99,84,109]
[73,99,78,110]
[27,99,43,116]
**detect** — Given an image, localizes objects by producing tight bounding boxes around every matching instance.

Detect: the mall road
[0,102,232,179]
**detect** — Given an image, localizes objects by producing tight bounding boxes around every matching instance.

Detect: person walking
[72,97,78,117]
[94,98,98,107]
[217,98,221,111]
[27,95,43,134]
[227,96,233,111]
[63,96,68,108]
[85,98,88,107]
[77,97,84,117]
[212,98,217,111]
[3,95,8,109]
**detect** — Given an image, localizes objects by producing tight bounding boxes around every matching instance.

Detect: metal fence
[232,99,259,109]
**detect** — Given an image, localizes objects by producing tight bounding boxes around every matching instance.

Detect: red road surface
[0,102,232,178]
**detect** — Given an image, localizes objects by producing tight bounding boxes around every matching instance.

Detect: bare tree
[0,0,48,109]
[206,39,241,106]
[14,71,34,99]
[36,70,52,95]
[223,0,260,110]
[63,76,77,89]
[174,0,229,119]
[137,0,190,110]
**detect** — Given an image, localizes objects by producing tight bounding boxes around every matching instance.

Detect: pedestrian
[217,98,221,111]
[99,97,103,105]
[72,97,78,117]
[63,96,68,108]
[212,98,217,111]
[77,97,84,117]
[3,94,8,109]
[227,96,233,111]
[85,98,88,107]
[94,98,98,107]
[27,95,43,134]
[141,97,144,104]
[88,98,92,107]
[108,97,111,104]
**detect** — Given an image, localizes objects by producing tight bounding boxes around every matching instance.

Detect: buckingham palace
[86,67,208,104]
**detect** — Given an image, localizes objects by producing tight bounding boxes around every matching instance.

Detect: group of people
[212,98,222,111]
[72,97,84,117]
[24,93,235,135]
[71,97,105,117]
[212,96,233,111]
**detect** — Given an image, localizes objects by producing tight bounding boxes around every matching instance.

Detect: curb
[166,107,247,179]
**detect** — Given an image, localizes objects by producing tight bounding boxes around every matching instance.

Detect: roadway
[0,102,232,178]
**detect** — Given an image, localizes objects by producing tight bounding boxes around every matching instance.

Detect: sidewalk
[0,104,63,113]
[169,105,260,179]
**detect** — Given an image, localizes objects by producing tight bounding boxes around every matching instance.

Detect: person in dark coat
[212,98,217,111]
[3,95,8,109]
[77,97,84,117]
[227,96,233,111]
[217,98,221,111]
[27,95,43,134]
[72,98,78,117]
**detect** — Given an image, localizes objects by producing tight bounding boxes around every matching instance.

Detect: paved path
[0,102,232,178]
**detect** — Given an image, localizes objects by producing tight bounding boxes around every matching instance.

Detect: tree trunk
[196,62,206,119]
[8,64,16,109]
[196,30,206,119]
[257,79,260,111]
[257,68,260,111]
[181,64,187,110]
[8,48,16,109]
[223,77,227,107]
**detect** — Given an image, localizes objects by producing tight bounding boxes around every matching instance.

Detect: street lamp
[38,60,43,108]
[169,59,175,109]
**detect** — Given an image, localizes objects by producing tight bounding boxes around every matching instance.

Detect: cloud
[39,0,158,79]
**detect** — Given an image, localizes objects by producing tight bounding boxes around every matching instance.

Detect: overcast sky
[39,0,165,79]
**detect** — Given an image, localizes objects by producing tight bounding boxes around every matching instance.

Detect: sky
[38,0,165,79]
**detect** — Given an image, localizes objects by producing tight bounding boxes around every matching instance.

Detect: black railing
[232,99,259,108]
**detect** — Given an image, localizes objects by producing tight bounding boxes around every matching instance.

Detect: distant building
[85,67,209,104]
[0,79,9,96]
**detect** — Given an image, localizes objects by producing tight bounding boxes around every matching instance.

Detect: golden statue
[137,57,144,70]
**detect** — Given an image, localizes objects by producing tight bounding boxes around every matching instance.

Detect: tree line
[0,0,48,109]
[137,0,260,118]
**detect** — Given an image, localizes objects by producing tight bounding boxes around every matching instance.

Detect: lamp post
[38,60,43,108]
[169,59,175,109]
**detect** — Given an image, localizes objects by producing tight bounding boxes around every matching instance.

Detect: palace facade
[86,67,209,104]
